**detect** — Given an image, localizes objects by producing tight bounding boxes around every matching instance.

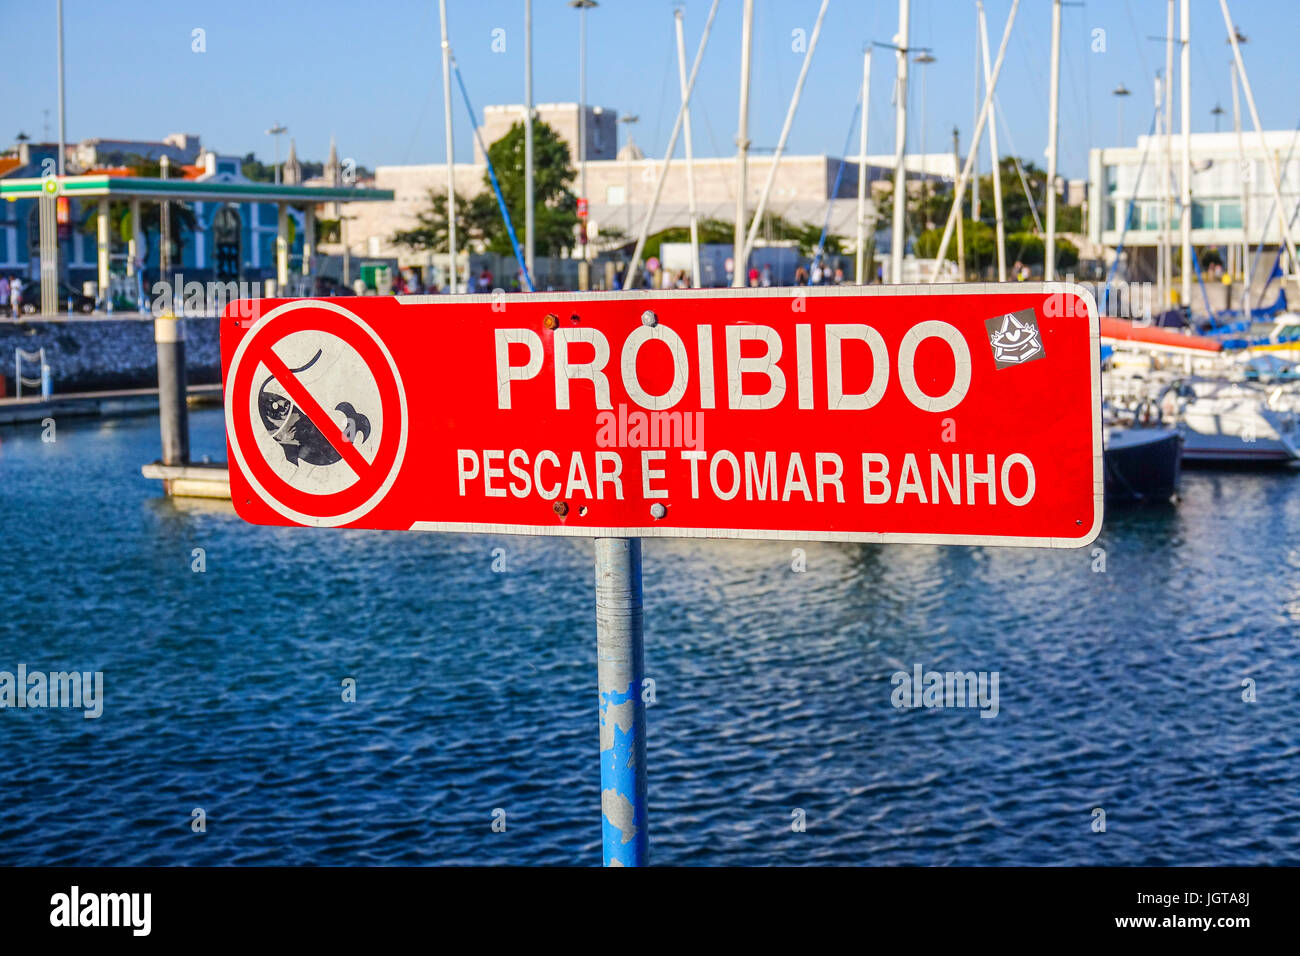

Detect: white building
[1088,129,1300,276]
[344,102,955,271]
[72,133,201,171]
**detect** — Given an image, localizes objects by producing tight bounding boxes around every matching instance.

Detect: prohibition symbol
[226,300,408,527]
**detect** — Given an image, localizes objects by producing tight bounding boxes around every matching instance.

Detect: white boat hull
[1177,428,1298,462]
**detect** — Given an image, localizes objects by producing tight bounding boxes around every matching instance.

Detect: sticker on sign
[222,286,1101,547]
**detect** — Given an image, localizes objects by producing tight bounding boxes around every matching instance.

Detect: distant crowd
[0,275,24,316]
[373,258,864,296]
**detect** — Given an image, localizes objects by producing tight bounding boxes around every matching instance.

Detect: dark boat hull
[1104,428,1183,504]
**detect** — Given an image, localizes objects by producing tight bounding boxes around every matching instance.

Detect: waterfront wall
[0,317,220,395]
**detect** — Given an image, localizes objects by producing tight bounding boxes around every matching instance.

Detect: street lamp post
[619,114,639,241]
[1112,83,1130,145]
[267,123,288,185]
[570,0,598,290]
[56,0,66,176]
[914,50,936,228]
[341,214,356,289]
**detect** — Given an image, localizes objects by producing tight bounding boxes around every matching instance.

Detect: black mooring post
[155,312,190,467]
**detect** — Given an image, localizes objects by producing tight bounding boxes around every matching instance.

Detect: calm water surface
[1,409,1298,865]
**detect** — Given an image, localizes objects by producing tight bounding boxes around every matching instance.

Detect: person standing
[0,276,9,315]
[10,276,23,316]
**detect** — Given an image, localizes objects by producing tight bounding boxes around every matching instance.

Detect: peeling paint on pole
[595,537,647,866]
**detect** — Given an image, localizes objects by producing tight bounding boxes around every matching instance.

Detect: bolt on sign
[223,286,1102,547]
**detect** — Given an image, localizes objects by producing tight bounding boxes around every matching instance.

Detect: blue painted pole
[594,536,647,866]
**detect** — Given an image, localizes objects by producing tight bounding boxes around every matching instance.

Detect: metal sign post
[594,537,648,866]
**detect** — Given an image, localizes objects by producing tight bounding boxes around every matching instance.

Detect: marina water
[1,409,1298,865]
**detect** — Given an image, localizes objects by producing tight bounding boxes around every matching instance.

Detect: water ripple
[0,411,1297,864]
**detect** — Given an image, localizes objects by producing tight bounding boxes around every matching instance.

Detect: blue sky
[5,0,1300,181]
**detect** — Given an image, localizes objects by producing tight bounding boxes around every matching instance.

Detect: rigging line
[1078,2,1094,162]
[1245,114,1300,295]
[1011,12,1048,120]
[696,102,735,205]
[1103,101,1161,308]
[765,0,789,124]
[449,52,535,292]
[813,95,864,272]
[992,93,1043,233]
[401,85,434,166]
[1059,4,1090,178]
[1122,0,1154,82]
[650,20,676,158]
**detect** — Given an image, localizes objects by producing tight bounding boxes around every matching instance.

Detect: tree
[474,120,578,257]
[79,195,197,250]
[642,218,735,262]
[1005,232,1079,270]
[1055,204,1084,233]
[392,189,480,254]
[974,157,1046,233]
[395,120,579,260]
[915,219,998,272]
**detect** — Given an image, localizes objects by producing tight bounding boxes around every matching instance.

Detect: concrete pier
[0,382,220,425]
[139,461,231,499]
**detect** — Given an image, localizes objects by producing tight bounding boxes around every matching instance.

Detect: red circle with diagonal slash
[229,304,405,525]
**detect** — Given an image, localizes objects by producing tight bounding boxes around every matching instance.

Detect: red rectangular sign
[222,286,1101,547]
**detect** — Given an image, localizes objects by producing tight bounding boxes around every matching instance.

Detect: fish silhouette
[257,350,372,467]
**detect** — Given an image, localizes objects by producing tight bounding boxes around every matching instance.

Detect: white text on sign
[495,322,972,413]
[456,449,1036,507]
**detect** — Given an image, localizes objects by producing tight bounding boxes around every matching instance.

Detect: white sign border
[387,282,1105,548]
[226,299,410,528]
[392,282,1097,546]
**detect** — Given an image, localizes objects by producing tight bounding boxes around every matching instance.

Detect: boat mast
[928,0,1021,280]
[524,0,534,283]
[1163,0,1174,311]
[1221,0,1300,294]
[1045,0,1062,281]
[675,8,701,288]
[438,0,457,294]
[1231,60,1251,318]
[971,8,980,224]
[1180,0,1192,308]
[890,0,911,284]
[856,47,873,284]
[733,0,754,288]
[978,1,1006,281]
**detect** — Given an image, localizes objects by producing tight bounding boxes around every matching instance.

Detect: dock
[139,461,231,499]
[0,382,222,425]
